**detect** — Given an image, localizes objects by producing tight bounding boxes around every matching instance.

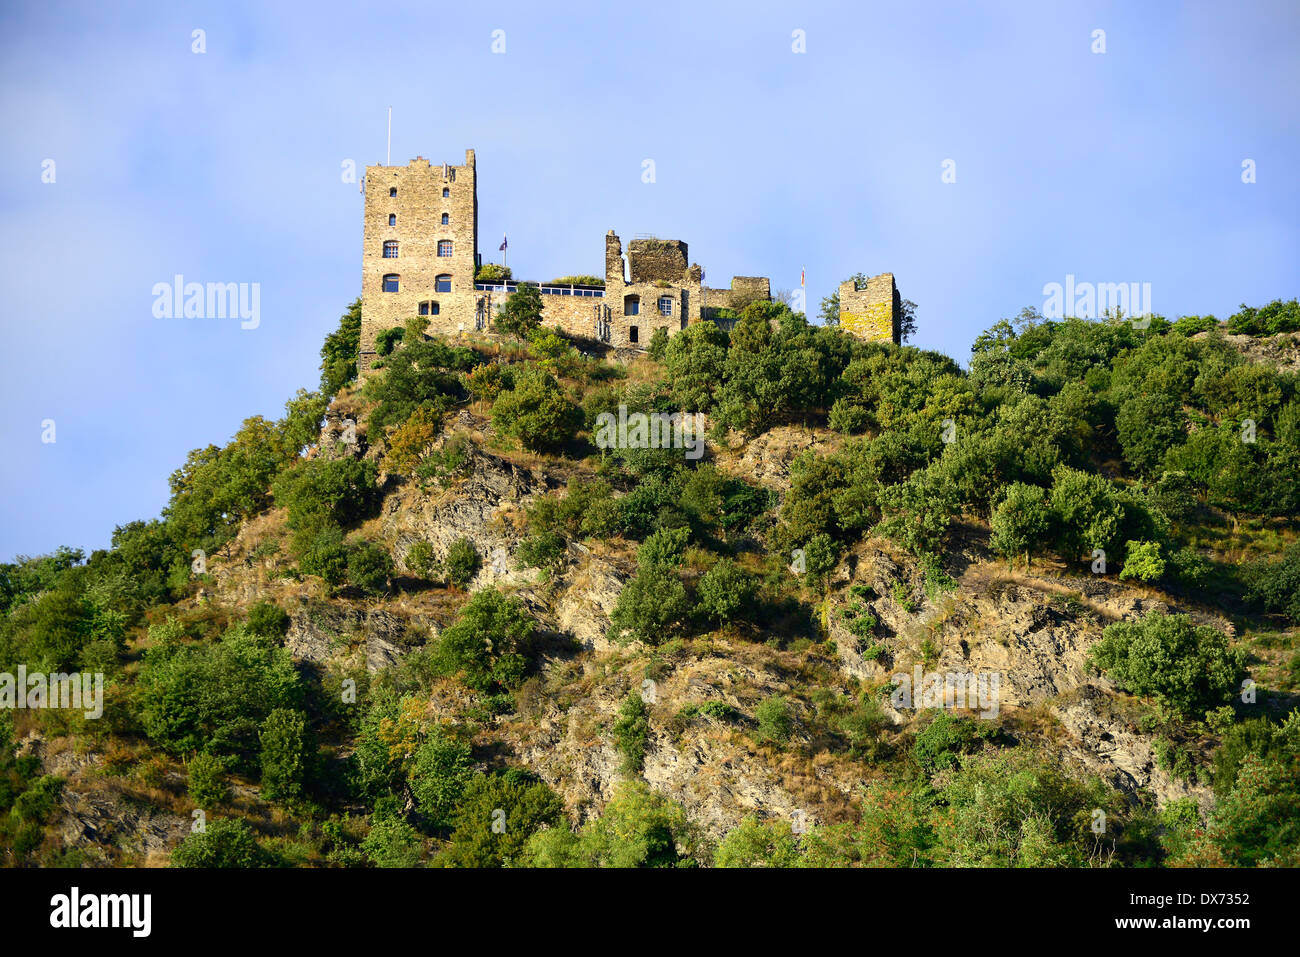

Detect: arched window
[435,274,451,293]
[438,240,453,257]
[441,212,449,225]
[624,295,640,316]
[388,214,396,226]
[382,274,399,292]
[430,301,440,315]
[383,241,398,258]
[657,296,673,316]
[389,187,397,197]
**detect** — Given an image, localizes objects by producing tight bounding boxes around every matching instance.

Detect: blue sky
[1,0,1297,561]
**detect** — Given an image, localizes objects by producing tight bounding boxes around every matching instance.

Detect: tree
[320,298,361,396]
[490,367,583,452]
[444,537,480,589]
[258,708,309,802]
[408,727,474,829]
[609,565,690,646]
[1089,612,1246,718]
[989,483,1051,570]
[646,326,669,361]
[347,540,393,596]
[663,321,728,411]
[612,692,651,774]
[695,558,756,624]
[433,588,533,692]
[494,283,543,339]
[170,818,268,868]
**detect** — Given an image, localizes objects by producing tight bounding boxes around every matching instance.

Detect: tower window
[441,213,449,225]
[389,187,397,197]
[430,301,440,315]
[382,274,399,292]
[383,241,398,258]
[388,214,396,226]
[624,295,640,316]
[435,274,451,293]
[442,188,449,197]
[438,240,453,257]
[658,296,673,316]
[629,325,639,344]
[418,302,429,316]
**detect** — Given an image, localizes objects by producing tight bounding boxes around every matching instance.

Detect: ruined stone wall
[839,272,900,344]
[627,239,689,284]
[360,151,478,371]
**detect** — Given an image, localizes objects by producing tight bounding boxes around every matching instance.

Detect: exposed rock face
[285,601,423,672]
[382,444,555,590]
[1054,688,1214,810]
[719,425,841,491]
[1193,329,1300,373]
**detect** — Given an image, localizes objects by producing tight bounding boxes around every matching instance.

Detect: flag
[800,267,805,287]
[499,235,508,251]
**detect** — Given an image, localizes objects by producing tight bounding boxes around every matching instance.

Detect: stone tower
[359,150,478,370]
[838,273,901,344]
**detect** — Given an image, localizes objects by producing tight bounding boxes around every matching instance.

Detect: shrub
[437,771,564,867]
[375,326,405,356]
[494,283,543,339]
[346,540,393,596]
[405,541,440,580]
[408,727,474,829]
[755,696,793,746]
[647,326,669,361]
[609,565,690,646]
[613,693,651,774]
[386,407,442,473]
[1089,612,1246,718]
[490,368,583,452]
[259,708,309,802]
[187,752,230,807]
[695,558,755,624]
[1119,540,1165,582]
[431,588,533,693]
[445,538,480,589]
[245,601,290,639]
[170,818,268,868]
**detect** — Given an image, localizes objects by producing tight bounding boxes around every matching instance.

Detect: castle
[358,149,900,370]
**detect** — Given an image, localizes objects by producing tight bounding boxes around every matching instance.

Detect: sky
[0,0,1297,561]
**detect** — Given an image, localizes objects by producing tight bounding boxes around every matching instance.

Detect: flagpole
[386,107,391,166]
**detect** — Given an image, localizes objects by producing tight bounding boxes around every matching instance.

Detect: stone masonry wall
[360,151,478,371]
[839,272,900,344]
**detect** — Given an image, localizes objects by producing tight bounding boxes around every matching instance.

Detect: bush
[490,368,583,452]
[170,818,269,868]
[612,693,651,774]
[1089,612,1246,718]
[386,407,442,473]
[437,771,564,867]
[1119,540,1165,582]
[405,541,440,580]
[245,601,290,639]
[755,696,793,746]
[346,540,393,596]
[445,538,480,589]
[408,727,474,829]
[375,326,405,356]
[432,588,533,693]
[646,326,669,361]
[694,558,755,624]
[259,708,309,802]
[609,565,690,646]
[494,283,543,339]
[187,752,230,807]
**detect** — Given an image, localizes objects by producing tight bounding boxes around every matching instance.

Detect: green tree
[491,367,583,452]
[755,696,793,746]
[258,708,309,802]
[494,283,544,339]
[320,298,362,396]
[408,727,474,829]
[1089,612,1246,718]
[694,558,756,624]
[170,818,269,868]
[989,483,1051,570]
[433,588,533,692]
[437,771,565,867]
[612,692,651,774]
[1119,540,1165,582]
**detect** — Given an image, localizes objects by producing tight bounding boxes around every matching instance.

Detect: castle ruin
[358,149,898,370]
